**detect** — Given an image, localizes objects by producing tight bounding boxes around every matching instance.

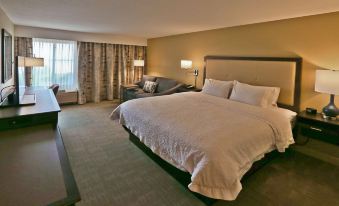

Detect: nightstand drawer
[299,124,339,145]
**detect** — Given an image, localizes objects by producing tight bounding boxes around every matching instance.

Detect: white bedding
[110,92,294,200]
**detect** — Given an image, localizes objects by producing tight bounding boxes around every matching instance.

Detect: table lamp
[19,56,44,87]
[315,69,339,119]
[21,57,44,67]
[133,60,144,67]
[134,59,145,83]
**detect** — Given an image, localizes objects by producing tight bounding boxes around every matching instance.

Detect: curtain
[14,37,33,86]
[77,42,146,104]
[32,38,77,90]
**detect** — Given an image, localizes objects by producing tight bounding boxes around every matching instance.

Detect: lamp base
[193,69,199,88]
[322,94,338,119]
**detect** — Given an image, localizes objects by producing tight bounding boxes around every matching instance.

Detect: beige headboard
[203,56,302,112]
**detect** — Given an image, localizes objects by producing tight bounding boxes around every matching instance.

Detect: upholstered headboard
[203,56,302,112]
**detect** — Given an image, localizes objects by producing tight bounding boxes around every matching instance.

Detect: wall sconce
[181,60,192,69]
[181,60,198,88]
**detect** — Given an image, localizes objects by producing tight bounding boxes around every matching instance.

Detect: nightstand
[295,111,339,145]
[177,86,201,93]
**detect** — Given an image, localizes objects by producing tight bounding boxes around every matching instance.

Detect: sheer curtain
[32,38,77,91]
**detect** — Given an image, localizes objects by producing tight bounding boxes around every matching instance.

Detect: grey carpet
[59,101,339,206]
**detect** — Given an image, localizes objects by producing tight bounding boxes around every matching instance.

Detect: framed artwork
[1,28,12,83]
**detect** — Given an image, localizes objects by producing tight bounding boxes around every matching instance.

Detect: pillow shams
[229,81,280,108]
[143,81,158,93]
[202,79,233,98]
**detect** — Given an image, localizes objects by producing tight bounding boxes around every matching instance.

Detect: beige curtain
[77,42,146,104]
[14,37,33,86]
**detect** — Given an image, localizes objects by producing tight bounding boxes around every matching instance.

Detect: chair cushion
[138,75,157,88]
[136,92,155,98]
[155,77,177,93]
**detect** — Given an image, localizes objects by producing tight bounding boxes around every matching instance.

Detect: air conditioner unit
[56,91,78,105]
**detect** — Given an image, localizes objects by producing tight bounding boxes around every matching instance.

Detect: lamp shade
[134,60,144,67]
[181,60,192,69]
[315,70,339,95]
[23,57,44,67]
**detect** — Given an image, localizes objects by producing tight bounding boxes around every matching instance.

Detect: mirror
[1,28,12,83]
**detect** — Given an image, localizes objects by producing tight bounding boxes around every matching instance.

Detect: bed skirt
[124,126,280,205]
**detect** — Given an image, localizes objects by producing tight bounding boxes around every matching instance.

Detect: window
[32,38,77,91]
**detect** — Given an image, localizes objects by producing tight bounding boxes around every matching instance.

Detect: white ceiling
[1,0,339,38]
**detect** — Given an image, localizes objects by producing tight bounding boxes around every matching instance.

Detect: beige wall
[15,25,147,46]
[147,12,339,111]
[0,6,14,95]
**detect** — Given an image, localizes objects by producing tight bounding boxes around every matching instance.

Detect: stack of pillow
[201,79,280,108]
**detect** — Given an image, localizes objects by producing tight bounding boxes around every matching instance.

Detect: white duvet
[110,92,294,200]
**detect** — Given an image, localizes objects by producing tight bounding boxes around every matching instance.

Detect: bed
[111,56,302,204]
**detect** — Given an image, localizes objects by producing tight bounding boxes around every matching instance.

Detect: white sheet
[110,92,294,200]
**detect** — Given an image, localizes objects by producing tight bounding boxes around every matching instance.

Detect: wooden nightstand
[295,111,339,145]
[177,86,201,93]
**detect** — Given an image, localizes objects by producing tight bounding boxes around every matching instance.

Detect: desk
[0,89,80,206]
[0,89,60,130]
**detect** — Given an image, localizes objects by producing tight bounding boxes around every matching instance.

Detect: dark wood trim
[50,126,81,206]
[203,55,302,112]
[204,55,301,62]
[1,29,5,83]
[1,29,12,84]
[126,127,279,205]
[293,58,302,112]
[0,29,6,84]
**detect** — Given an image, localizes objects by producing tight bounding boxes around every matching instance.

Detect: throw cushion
[138,75,157,88]
[143,81,158,93]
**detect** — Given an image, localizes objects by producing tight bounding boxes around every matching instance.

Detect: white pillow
[229,81,280,108]
[202,79,233,98]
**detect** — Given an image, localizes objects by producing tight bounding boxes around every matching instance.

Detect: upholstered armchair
[122,75,183,102]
